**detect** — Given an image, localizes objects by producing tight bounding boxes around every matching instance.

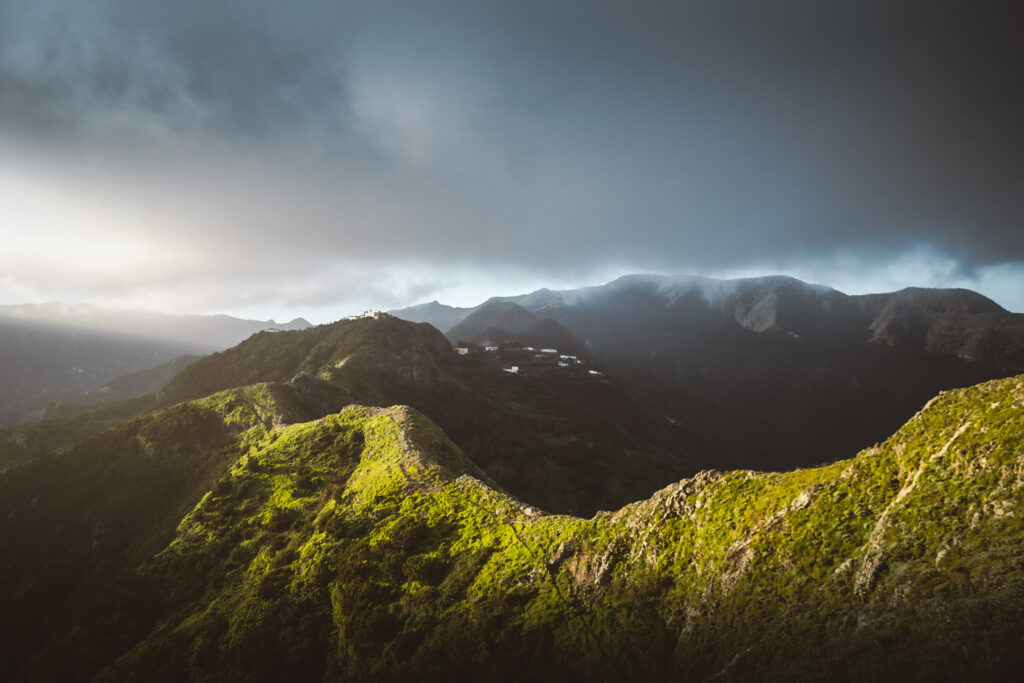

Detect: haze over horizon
[3,1,1023,322]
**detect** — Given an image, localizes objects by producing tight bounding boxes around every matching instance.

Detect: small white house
[484,345,499,352]
[557,361,569,367]
[454,347,470,356]
[540,348,557,354]
[560,354,577,360]
[503,365,519,374]
[588,369,603,376]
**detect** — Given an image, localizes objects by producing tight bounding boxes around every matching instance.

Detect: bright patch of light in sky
[0,166,196,298]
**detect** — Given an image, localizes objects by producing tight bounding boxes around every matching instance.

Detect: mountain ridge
[2,373,1023,680]
[4,315,704,514]
[391,274,1018,347]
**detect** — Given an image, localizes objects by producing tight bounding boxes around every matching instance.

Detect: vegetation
[2,374,1023,680]
[0,395,159,470]
[4,317,705,514]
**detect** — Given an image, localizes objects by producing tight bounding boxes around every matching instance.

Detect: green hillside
[5,316,706,515]
[3,375,1023,680]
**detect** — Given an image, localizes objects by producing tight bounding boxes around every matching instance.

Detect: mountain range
[1,347,1022,680]
[392,274,1024,470]
[2,274,1024,680]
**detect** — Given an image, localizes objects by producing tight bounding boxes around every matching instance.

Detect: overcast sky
[2,0,1022,322]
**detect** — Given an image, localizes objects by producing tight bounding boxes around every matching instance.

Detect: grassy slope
[0,395,160,470]
[0,319,411,470]
[0,380,354,679]
[3,317,700,515]
[41,375,1018,681]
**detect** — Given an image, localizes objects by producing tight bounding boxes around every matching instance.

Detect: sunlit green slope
[2,375,1023,680]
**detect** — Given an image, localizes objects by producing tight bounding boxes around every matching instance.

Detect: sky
[1,0,1023,323]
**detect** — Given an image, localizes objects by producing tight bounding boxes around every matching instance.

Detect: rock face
[2,374,1024,681]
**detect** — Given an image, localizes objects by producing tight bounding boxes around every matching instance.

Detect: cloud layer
[2,0,1022,318]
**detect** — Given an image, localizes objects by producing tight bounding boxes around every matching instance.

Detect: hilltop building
[345,310,391,321]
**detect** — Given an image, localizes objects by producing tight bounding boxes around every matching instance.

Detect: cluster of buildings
[452,342,603,378]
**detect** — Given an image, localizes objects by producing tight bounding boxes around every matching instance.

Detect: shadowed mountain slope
[394,275,1024,471]
[444,301,588,356]
[445,300,540,343]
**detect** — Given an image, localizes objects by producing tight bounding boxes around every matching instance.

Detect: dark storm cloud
[1,0,1022,313]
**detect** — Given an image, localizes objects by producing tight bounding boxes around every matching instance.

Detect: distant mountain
[856,286,1024,360]
[392,274,1024,470]
[2,371,1022,680]
[446,300,540,343]
[0,304,311,424]
[0,303,310,348]
[442,300,588,355]
[387,299,470,331]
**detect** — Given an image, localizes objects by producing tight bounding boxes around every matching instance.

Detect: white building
[503,365,519,374]
[454,347,470,356]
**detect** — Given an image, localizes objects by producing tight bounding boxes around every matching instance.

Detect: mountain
[0,304,311,425]
[387,299,471,332]
[4,316,706,514]
[394,274,1024,471]
[161,316,711,513]
[856,286,1024,360]
[446,300,540,343]
[2,373,1022,680]
[442,300,588,355]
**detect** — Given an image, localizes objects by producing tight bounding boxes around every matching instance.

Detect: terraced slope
[4,375,1022,680]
